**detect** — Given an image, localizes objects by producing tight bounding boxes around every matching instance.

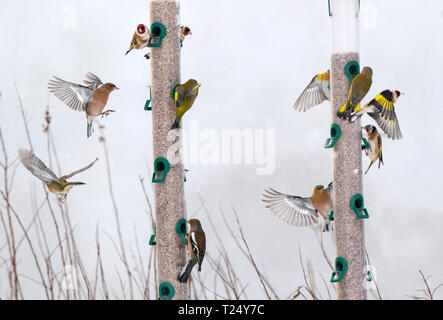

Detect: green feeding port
[330,257,348,283]
[152,157,171,183]
[149,22,167,48]
[144,85,152,111]
[361,127,369,149]
[149,224,156,246]
[366,270,373,282]
[329,210,334,221]
[350,194,369,219]
[325,123,341,149]
[344,61,360,84]
[158,282,175,300]
[175,218,188,245]
[170,84,180,99]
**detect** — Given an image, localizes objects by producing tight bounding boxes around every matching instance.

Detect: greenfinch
[171,79,202,129]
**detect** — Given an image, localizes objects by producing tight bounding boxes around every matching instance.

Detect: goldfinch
[180,26,192,42]
[171,79,202,129]
[262,183,333,232]
[48,73,118,138]
[177,219,206,283]
[19,149,98,201]
[293,70,330,112]
[126,24,151,59]
[362,125,383,174]
[337,66,373,120]
[351,90,403,140]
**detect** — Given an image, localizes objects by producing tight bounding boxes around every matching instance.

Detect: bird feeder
[175,218,187,245]
[344,60,360,83]
[330,257,348,283]
[149,224,156,246]
[144,85,152,111]
[350,193,369,219]
[329,210,334,221]
[149,22,167,48]
[152,157,171,183]
[170,83,180,99]
[361,127,369,149]
[324,123,342,148]
[158,282,175,300]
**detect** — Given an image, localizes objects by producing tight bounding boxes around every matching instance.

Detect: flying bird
[180,26,192,43]
[362,125,383,174]
[262,183,333,232]
[19,149,98,201]
[126,24,151,59]
[337,66,373,121]
[48,73,119,138]
[293,70,330,112]
[171,79,202,129]
[351,90,403,140]
[178,219,206,283]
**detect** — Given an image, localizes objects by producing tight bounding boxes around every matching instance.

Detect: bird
[262,183,333,232]
[362,125,383,174]
[171,79,202,129]
[48,73,119,138]
[337,66,373,121]
[125,24,151,59]
[180,26,192,43]
[350,90,403,140]
[293,70,330,112]
[18,149,98,201]
[177,219,206,283]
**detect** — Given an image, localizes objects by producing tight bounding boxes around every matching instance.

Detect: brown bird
[363,125,383,174]
[18,149,98,201]
[126,24,151,59]
[177,219,206,283]
[262,182,333,232]
[48,73,119,138]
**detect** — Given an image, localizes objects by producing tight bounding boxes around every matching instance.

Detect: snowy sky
[0,0,443,299]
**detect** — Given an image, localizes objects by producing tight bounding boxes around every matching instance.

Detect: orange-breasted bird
[177,219,206,283]
[337,66,373,120]
[293,70,330,112]
[48,73,119,138]
[126,24,151,59]
[351,90,403,140]
[362,125,383,174]
[180,26,192,42]
[262,182,333,232]
[18,149,98,201]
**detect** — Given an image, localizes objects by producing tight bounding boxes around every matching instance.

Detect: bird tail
[177,259,196,283]
[364,161,374,175]
[125,47,133,56]
[67,181,86,186]
[322,220,333,232]
[87,117,94,138]
[171,117,181,130]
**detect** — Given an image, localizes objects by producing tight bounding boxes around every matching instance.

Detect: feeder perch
[350,194,369,219]
[329,210,334,221]
[148,22,167,48]
[152,157,171,183]
[144,85,152,111]
[366,270,373,282]
[170,84,180,99]
[325,123,342,149]
[344,60,360,84]
[175,218,188,245]
[331,257,348,283]
[158,282,175,300]
[149,224,156,246]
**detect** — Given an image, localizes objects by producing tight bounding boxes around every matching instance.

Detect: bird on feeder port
[350,90,403,140]
[171,79,202,129]
[18,149,98,201]
[177,219,206,283]
[262,182,334,232]
[48,73,119,138]
[293,70,330,112]
[125,24,151,59]
[337,66,373,121]
[180,26,192,43]
[362,124,383,175]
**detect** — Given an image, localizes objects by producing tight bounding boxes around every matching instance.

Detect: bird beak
[115,87,119,90]
[196,83,202,89]
[188,31,192,35]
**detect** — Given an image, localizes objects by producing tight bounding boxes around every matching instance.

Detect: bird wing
[349,74,372,107]
[175,86,187,109]
[262,188,319,227]
[367,90,402,140]
[18,149,60,184]
[59,157,99,181]
[190,231,205,264]
[326,182,333,200]
[293,75,329,112]
[48,76,93,112]
[83,72,103,90]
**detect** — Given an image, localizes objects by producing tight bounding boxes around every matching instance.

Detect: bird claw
[99,110,115,118]
[144,53,150,60]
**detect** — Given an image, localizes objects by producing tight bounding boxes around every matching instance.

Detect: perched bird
[171,79,202,129]
[362,125,383,174]
[18,149,98,201]
[126,24,151,59]
[262,183,333,232]
[178,219,206,283]
[48,73,119,138]
[180,26,192,42]
[337,66,373,120]
[350,90,403,140]
[293,70,330,112]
